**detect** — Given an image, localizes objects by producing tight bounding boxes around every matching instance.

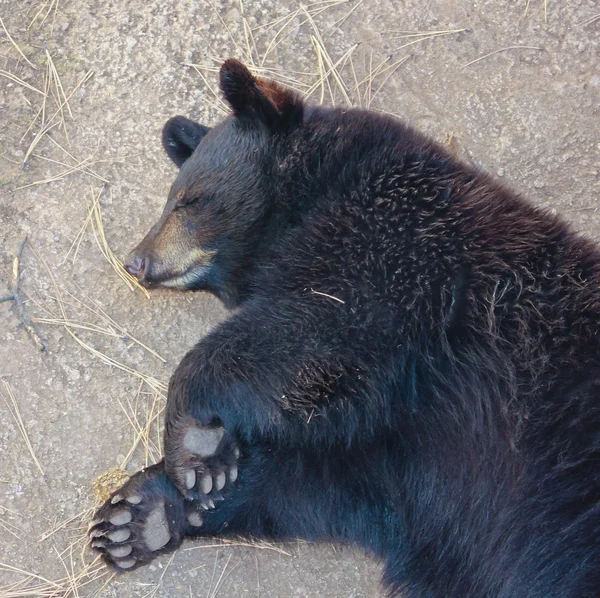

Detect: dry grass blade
[38,507,93,543]
[29,289,166,365]
[311,36,330,104]
[241,16,259,68]
[301,6,353,105]
[378,28,467,52]
[330,0,364,29]
[88,187,150,297]
[259,10,300,66]
[0,70,45,95]
[142,553,176,598]
[28,0,59,30]
[311,288,345,303]
[578,13,600,26]
[308,0,351,16]
[0,562,62,590]
[46,49,72,118]
[348,53,361,107]
[27,243,166,396]
[368,55,411,107]
[210,554,237,598]
[251,10,296,33]
[68,282,164,361]
[185,539,293,557]
[14,152,100,190]
[304,42,358,105]
[117,390,164,468]
[45,49,72,145]
[22,69,93,164]
[68,330,166,395]
[463,45,544,68]
[392,28,466,52]
[16,144,133,189]
[0,16,37,69]
[0,505,20,515]
[351,51,409,108]
[1,381,45,476]
[187,65,229,115]
[186,60,313,95]
[0,560,109,597]
[30,152,109,183]
[61,202,95,267]
[46,136,109,182]
[207,551,220,598]
[387,28,467,39]
[0,517,22,540]
[205,0,246,60]
[351,52,389,91]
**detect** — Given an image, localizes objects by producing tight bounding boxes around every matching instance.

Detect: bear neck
[223,107,443,306]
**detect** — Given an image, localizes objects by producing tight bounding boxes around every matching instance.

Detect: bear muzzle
[124,254,146,280]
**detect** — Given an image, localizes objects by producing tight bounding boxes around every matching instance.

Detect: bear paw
[166,421,240,504]
[89,462,188,571]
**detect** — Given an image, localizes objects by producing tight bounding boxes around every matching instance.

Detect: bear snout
[124,253,147,280]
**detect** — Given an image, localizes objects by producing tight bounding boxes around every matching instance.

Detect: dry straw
[1,382,44,476]
[88,186,151,297]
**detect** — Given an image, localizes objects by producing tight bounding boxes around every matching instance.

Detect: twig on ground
[0,236,46,351]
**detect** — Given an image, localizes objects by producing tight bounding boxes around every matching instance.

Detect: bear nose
[124,254,146,279]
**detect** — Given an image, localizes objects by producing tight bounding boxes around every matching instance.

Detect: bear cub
[89,59,600,598]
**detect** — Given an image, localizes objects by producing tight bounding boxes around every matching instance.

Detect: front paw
[165,419,240,504]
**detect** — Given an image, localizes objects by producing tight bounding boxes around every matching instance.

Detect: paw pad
[88,462,185,572]
[183,426,224,457]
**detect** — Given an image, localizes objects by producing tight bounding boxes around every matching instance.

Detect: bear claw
[168,421,240,504]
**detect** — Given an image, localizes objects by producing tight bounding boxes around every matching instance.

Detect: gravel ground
[0,0,598,596]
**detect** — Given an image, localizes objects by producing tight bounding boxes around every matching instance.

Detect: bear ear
[162,116,211,167]
[219,58,303,129]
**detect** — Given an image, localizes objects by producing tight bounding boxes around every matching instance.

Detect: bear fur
[90,59,600,598]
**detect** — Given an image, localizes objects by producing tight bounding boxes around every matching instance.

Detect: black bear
[89,59,600,597]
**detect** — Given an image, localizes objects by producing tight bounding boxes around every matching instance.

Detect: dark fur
[111,60,600,596]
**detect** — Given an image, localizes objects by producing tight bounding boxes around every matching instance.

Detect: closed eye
[175,196,200,209]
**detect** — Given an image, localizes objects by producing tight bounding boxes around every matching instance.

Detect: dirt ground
[0,0,598,596]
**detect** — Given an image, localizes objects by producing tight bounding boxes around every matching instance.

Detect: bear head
[124,59,304,306]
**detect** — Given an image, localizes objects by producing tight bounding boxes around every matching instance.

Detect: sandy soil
[0,0,599,596]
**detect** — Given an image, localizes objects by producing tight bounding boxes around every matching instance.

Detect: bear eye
[174,190,199,209]
[177,197,198,208]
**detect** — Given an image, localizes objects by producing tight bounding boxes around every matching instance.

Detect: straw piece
[1,382,45,476]
[0,16,36,69]
[463,45,544,68]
